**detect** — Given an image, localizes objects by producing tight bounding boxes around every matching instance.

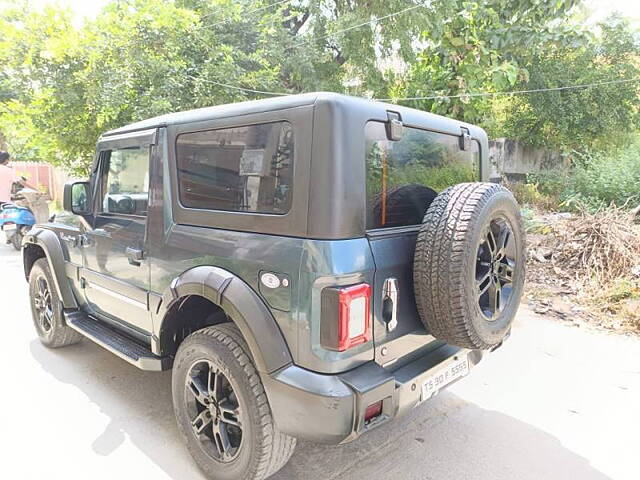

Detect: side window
[176,121,294,214]
[365,121,480,229]
[100,146,150,216]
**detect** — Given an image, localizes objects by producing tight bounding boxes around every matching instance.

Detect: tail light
[364,401,383,423]
[321,283,372,351]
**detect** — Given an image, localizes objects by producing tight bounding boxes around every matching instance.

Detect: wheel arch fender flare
[23,227,78,309]
[157,265,293,374]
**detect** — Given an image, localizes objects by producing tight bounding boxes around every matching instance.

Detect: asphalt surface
[1,245,639,480]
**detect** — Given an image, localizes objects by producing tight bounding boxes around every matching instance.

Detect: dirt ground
[525,209,640,335]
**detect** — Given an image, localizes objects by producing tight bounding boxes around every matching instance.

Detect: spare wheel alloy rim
[475,216,516,321]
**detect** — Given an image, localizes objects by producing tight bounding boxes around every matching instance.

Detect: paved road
[1,245,639,480]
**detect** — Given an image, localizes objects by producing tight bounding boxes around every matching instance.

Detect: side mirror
[63,181,90,215]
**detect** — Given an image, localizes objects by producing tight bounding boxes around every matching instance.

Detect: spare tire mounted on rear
[413,182,525,350]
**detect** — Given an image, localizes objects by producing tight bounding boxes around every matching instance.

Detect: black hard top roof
[102,92,475,138]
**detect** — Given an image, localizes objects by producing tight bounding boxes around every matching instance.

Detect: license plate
[421,354,469,400]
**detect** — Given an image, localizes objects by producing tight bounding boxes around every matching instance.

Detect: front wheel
[172,324,296,480]
[29,258,83,347]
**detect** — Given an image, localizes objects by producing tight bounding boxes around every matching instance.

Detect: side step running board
[65,310,171,371]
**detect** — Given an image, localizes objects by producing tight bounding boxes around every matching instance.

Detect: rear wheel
[172,324,296,480]
[29,258,83,347]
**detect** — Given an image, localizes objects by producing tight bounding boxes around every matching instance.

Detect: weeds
[551,206,640,284]
[527,205,640,334]
[509,138,640,213]
[562,143,640,211]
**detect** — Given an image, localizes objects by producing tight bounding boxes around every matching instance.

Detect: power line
[292,3,424,48]
[196,0,293,31]
[187,74,291,96]
[185,75,640,101]
[378,77,640,101]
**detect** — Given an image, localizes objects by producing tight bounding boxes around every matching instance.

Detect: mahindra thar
[22,92,525,480]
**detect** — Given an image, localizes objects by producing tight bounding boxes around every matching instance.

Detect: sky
[29,0,640,26]
[586,0,640,24]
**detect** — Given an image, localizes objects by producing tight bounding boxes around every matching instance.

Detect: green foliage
[514,170,570,210]
[513,137,640,212]
[493,14,640,152]
[526,171,569,199]
[561,140,640,211]
[387,0,580,123]
[509,181,559,211]
[0,0,638,174]
[389,162,477,193]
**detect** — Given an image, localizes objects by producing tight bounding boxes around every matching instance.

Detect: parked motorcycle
[1,187,48,250]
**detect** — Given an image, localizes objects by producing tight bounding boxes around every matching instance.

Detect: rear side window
[176,122,294,214]
[365,121,479,229]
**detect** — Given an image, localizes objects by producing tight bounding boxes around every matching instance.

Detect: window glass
[365,121,479,229]
[102,147,150,216]
[176,122,293,214]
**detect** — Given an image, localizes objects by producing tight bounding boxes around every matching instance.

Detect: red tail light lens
[364,401,383,423]
[321,283,372,351]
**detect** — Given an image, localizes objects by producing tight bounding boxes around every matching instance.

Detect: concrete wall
[489,138,566,180]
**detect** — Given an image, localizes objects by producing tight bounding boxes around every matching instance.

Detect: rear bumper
[263,342,487,444]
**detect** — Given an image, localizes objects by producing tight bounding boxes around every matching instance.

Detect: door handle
[126,246,145,266]
[382,277,398,332]
[60,233,78,247]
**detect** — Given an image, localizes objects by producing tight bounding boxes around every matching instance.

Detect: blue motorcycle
[1,200,36,250]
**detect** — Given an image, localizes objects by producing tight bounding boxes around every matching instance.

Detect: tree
[0,0,637,173]
[491,14,640,152]
[383,0,583,123]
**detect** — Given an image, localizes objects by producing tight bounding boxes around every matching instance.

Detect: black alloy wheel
[33,275,54,333]
[185,359,244,463]
[172,324,297,480]
[475,217,516,321]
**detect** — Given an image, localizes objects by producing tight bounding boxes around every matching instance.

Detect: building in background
[11,162,70,205]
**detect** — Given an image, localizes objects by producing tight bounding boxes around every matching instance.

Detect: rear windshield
[365,121,480,229]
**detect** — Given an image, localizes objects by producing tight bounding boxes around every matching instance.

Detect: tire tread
[29,258,83,348]
[413,182,524,349]
[175,324,296,480]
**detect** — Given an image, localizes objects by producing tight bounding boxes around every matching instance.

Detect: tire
[372,184,438,228]
[172,324,296,480]
[29,258,83,348]
[11,230,22,250]
[413,182,525,349]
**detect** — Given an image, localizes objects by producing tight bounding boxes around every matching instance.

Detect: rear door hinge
[386,111,403,141]
[459,127,471,151]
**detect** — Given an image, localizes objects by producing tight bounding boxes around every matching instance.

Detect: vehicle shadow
[30,339,610,480]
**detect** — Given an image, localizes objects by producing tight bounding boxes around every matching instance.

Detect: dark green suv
[22,93,525,480]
